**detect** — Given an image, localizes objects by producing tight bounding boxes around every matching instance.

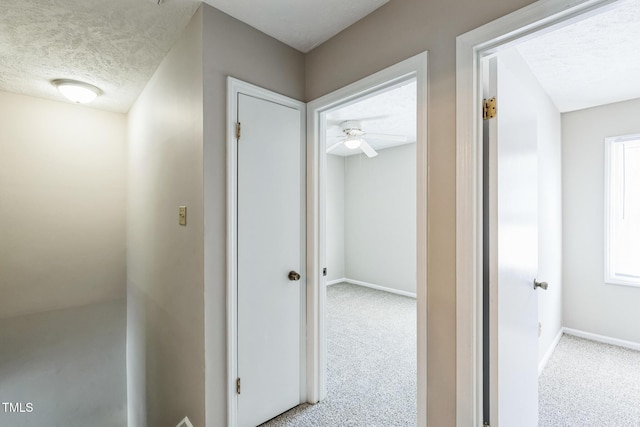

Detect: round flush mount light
[52,79,102,104]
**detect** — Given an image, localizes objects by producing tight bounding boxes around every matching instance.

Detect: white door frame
[455,0,625,425]
[226,77,307,427]
[306,52,429,426]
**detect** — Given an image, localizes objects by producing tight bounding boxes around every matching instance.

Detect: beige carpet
[539,334,640,426]
[261,283,417,426]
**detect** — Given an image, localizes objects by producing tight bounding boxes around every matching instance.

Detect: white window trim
[604,133,640,288]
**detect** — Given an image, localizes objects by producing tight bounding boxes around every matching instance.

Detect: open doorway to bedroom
[321,79,418,425]
[456,1,640,425]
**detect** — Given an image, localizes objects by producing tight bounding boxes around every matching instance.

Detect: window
[605,134,640,287]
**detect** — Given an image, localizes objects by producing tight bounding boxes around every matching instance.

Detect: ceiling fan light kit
[325,119,409,158]
[344,136,363,149]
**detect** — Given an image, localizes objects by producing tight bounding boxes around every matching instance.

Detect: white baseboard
[326,278,346,286]
[538,328,563,376]
[342,278,417,298]
[563,327,640,351]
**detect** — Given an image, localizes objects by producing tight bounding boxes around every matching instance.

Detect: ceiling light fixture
[52,79,101,104]
[344,136,363,149]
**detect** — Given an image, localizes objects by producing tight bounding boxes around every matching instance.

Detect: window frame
[604,133,640,287]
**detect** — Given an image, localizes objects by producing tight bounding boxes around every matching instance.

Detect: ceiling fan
[326,120,407,158]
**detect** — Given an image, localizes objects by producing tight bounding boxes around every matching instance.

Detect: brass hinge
[236,378,241,394]
[483,423,490,427]
[236,122,241,139]
[483,97,497,120]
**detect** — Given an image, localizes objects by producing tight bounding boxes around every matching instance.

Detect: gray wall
[127,7,205,426]
[0,90,126,319]
[304,0,535,423]
[345,145,417,294]
[201,5,305,425]
[127,4,305,426]
[326,154,346,282]
[0,299,126,427]
[562,97,640,343]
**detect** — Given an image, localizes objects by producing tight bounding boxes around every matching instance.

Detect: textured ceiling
[0,0,200,113]
[202,0,389,52]
[326,80,416,157]
[1,0,388,112]
[516,0,640,113]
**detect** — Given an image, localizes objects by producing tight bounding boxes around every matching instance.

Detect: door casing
[306,52,429,426]
[455,0,626,425]
[226,77,307,427]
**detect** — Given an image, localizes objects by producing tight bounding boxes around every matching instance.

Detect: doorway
[307,53,429,425]
[456,0,640,425]
[323,79,417,424]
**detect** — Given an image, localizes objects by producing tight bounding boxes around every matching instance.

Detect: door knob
[288,271,301,281]
[533,279,548,290]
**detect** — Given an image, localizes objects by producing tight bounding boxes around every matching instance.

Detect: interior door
[237,92,303,427]
[484,56,540,427]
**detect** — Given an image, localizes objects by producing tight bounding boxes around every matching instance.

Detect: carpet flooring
[261,283,417,427]
[539,334,640,426]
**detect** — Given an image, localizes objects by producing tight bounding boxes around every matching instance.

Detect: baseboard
[326,278,346,286]
[343,278,417,298]
[538,328,563,376]
[563,327,640,351]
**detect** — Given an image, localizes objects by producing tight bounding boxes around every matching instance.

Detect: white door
[237,93,304,427]
[485,56,540,427]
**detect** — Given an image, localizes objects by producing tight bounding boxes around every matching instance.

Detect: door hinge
[236,378,241,394]
[236,122,241,139]
[323,267,327,277]
[483,97,497,120]
[483,423,490,427]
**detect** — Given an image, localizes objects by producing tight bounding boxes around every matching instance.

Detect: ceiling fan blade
[360,140,378,158]
[353,114,390,122]
[365,133,408,142]
[326,115,389,127]
[326,119,345,127]
[326,140,344,153]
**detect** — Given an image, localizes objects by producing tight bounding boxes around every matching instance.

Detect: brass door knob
[288,271,301,281]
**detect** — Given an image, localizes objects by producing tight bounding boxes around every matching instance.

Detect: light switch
[179,206,187,226]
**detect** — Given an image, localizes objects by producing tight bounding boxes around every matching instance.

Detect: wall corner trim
[538,329,563,376]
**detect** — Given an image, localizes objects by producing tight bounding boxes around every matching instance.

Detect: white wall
[0,299,126,427]
[562,97,640,343]
[127,7,205,426]
[0,90,126,319]
[326,154,345,282]
[344,144,416,294]
[500,49,564,365]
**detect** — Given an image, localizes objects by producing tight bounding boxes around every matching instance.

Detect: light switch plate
[179,206,187,226]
